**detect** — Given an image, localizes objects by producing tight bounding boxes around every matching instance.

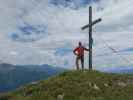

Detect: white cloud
[0,0,133,69]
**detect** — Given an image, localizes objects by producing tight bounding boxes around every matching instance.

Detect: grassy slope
[1,70,133,100]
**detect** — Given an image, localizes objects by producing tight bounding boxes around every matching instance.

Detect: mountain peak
[1,70,133,100]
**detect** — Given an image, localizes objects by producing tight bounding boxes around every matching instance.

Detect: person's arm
[84,47,89,51]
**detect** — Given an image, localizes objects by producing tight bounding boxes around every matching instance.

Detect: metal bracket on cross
[81,6,102,70]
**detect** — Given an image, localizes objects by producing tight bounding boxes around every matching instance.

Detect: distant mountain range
[101,66,133,74]
[0,63,65,93]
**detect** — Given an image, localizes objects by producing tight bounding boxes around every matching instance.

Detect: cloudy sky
[0,0,133,70]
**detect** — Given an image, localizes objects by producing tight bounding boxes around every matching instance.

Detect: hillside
[1,70,133,100]
[0,63,64,93]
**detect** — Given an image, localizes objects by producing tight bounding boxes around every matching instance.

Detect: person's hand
[84,48,89,51]
[74,51,78,55]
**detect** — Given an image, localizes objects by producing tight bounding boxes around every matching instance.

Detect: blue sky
[0,0,133,70]
[9,24,48,42]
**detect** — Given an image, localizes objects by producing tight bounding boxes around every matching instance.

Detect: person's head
[78,41,82,46]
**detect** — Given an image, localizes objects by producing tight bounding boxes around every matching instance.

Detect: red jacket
[73,46,89,56]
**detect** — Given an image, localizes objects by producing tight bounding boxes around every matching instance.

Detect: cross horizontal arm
[81,18,102,30]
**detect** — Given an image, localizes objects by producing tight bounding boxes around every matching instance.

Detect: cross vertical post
[89,6,92,70]
[81,6,102,70]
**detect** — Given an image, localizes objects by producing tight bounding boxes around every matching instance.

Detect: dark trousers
[76,56,84,70]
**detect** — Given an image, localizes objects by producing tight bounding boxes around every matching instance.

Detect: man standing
[73,42,89,70]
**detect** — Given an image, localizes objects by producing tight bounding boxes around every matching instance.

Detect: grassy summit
[1,70,133,100]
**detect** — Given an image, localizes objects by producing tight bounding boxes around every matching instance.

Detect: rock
[57,93,64,100]
[93,84,100,90]
[127,79,133,85]
[31,81,38,85]
[104,83,109,87]
[117,82,127,87]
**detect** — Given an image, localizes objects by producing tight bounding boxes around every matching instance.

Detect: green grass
[1,70,133,100]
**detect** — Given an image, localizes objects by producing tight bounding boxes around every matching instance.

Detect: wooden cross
[81,6,102,70]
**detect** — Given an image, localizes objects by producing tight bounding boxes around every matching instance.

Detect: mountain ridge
[0,63,65,93]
